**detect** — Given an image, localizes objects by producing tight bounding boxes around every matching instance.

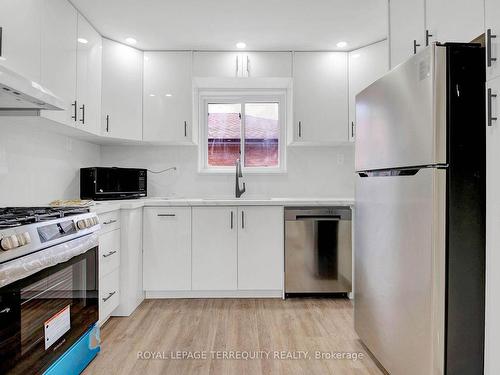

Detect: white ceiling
[70,0,388,51]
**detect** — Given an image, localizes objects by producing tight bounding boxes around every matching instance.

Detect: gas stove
[0,206,100,263]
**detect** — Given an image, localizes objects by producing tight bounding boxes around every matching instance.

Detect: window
[200,92,286,173]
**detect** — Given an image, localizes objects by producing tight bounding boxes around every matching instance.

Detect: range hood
[0,64,65,114]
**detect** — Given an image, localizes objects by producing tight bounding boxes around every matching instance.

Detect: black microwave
[80,167,147,200]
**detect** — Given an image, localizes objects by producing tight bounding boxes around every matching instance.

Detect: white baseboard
[145,290,283,299]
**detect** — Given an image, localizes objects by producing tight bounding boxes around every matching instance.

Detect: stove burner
[0,207,90,228]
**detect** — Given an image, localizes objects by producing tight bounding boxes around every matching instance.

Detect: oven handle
[294,215,341,221]
[0,234,98,288]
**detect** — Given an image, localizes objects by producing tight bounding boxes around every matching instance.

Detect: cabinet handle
[425,30,433,46]
[103,219,117,225]
[488,88,498,127]
[487,29,497,67]
[241,211,245,229]
[102,291,116,302]
[236,55,239,76]
[298,121,302,138]
[106,115,110,132]
[230,211,234,229]
[413,40,421,55]
[351,122,355,138]
[157,213,176,217]
[79,104,85,124]
[0,27,3,57]
[246,55,250,76]
[103,250,117,258]
[184,121,187,137]
[71,101,77,121]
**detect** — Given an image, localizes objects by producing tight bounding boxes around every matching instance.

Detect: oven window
[0,247,98,374]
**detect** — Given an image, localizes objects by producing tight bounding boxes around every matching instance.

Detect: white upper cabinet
[192,207,238,291]
[143,207,192,291]
[40,0,78,126]
[193,51,291,77]
[237,207,283,290]
[293,52,348,144]
[0,0,41,82]
[425,0,484,45]
[76,14,102,135]
[143,51,193,143]
[244,52,292,77]
[486,0,500,81]
[101,38,143,140]
[389,0,425,68]
[348,41,389,141]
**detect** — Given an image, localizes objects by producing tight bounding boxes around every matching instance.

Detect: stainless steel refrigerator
[354,43,485,375]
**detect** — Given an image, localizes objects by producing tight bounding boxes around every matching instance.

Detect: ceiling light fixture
[236,42,247,49]
[125,37,137,45]
[165,94,172,97]
[149,94,155,97]
[77,38,88,44]
[336,41,348,48]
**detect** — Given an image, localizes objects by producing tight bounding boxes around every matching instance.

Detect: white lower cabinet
[192,207,238,291]
[96,209,121,325]
[143,207,192,291]
[237,206,283,290]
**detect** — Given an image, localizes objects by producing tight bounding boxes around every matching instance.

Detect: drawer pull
[102,291,116,302]
[103,250,117,258]
[103,219,117,225]
[157,214,176,217]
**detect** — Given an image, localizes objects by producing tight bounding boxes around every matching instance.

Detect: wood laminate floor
[83,298,384,375]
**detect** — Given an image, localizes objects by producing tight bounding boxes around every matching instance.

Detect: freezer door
[355,44,447,171]
[354,168,446,375]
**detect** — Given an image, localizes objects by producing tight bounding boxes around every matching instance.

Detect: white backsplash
[101,145,355,198]
[0,120,101,206]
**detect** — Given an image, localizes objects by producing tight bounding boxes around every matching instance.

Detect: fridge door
[355,44,447,171]
[354,167,446,375]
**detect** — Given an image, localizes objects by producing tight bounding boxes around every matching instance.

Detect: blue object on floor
[43,324,100,375]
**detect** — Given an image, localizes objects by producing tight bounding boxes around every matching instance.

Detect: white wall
[101,145,355,198]
[0,120,101,206]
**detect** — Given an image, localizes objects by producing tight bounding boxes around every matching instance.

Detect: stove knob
[1,235,19,251]
[16,232,31,246]
[85,218,93,227]
[92,217,99,226]
[76,219,87,230]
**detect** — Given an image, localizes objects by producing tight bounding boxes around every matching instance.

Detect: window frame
[198,90,287,174]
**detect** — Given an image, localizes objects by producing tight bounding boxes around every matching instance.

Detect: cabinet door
[237,206,283,290]
[40,0,77,126]
[143,207,192,291]
[143,52,193,143]
[293,52,348,144]
[76,14,102,135]
[101,38,143,140]
[425,0,484,45]
[348,41,389,141]
[193,51,243,77]
[486,76,500,375]
[486,0,500,81]
[192,207,237,290]
[0,0,41,82]
[389,0,425,68]
[245,52,292,77]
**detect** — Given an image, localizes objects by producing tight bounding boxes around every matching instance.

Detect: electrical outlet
[337,153,344,165]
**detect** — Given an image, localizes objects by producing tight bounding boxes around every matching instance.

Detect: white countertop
[89,197,355,213]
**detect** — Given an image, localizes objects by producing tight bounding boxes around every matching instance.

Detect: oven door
[0,244,98,374]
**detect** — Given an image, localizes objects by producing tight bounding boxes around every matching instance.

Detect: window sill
[198,167,287,175]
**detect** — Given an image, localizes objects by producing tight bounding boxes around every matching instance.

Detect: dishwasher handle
[294,215,341,221]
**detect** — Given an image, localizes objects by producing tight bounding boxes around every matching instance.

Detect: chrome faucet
[235,158,246,198]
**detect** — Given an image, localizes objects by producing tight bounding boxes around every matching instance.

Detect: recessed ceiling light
[149,94,155,97]
[336,41,348,48]
[77,38,88,44]
[236,42,247,49]
[165,94,172,97]
[125,37,137,45]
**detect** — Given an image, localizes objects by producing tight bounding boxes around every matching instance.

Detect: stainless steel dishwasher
[285,207,352,296]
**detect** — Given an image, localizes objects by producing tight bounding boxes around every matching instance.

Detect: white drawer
[98,210,120,234]
[99,229,120,277]
[99,268,120,324]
